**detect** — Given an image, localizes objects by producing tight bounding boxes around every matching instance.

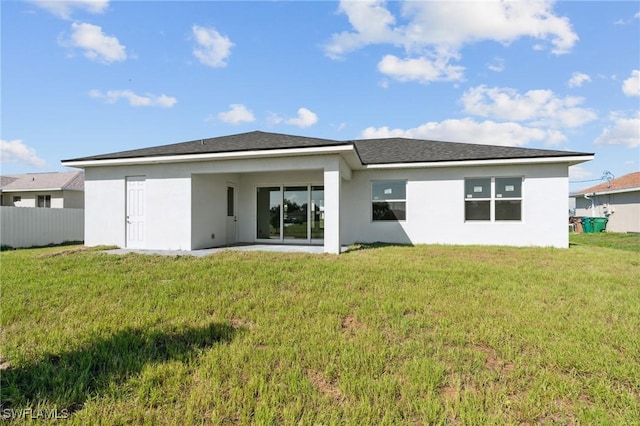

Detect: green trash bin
[581,217,594,233]
[592,217,608,232]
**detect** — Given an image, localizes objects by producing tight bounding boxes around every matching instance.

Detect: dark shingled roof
[351,138,589,164]
[63,130,592,164]
[66,131,346,162]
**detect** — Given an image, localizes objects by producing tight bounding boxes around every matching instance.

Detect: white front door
[226,185,237,245]
[126,176,145,248]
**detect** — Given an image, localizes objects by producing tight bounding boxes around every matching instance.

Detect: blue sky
[1,0,639,191]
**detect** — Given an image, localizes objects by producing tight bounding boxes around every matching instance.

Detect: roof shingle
[62,130,592,165]
[0,171,84,191]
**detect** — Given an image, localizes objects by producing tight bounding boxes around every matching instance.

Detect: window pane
[495,178,522,198]
[311,186,324,239]
[372,181,406,201]
[372,201,406,221]
[284,186,308,240]
[496,200,521,221]
[465,200,490,220]
[227,187,234,217]
[464,178,491,199]
[257,187,280,239]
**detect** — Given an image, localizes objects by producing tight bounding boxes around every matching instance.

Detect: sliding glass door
[256,187,280,239]
[283,186,308,240]
[257,185,323,242]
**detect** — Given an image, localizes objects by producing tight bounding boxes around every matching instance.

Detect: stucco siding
[85,164,192,250]
[341,163,569,248]
[83,156,572,250]
[191,173,239,249]
[575,190,640,233]
[1,191,65,208]
[62,190,85,208]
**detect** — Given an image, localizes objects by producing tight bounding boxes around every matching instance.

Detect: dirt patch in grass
[0,358,10,371]
[229,318,253,330]
[306,369,343,403]
[473,344,515,376]
[341,314,365,336]
[37,246,92,258]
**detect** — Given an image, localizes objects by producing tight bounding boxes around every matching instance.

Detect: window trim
[464,177,523,222]
[37,194,51,208]
[371,179,407,222]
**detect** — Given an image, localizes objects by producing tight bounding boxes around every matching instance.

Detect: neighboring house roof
[574,171,640,195]
[62,130,593,166]
[0,171,84,192]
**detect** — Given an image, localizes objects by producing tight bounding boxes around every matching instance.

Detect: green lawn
[1,235,639,424]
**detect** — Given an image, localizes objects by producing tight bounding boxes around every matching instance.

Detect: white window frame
[371,180,407,222]
[464,177,523,222]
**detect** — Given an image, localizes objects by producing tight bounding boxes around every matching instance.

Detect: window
[256,185,324,241]
[37,195,51,208]
[13,196,21,203]
[464,177,522,221]
[372,180,406,221]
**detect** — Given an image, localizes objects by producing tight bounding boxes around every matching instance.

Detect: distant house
[572,171,640,233]
[62,131,593,253]
[0,171,84,208]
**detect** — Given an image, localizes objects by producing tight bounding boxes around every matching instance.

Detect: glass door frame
[255,183,324,244]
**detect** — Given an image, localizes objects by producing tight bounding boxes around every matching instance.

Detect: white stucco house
[0,171,84,208]
[571,171,640,233]
[62,131,593,253]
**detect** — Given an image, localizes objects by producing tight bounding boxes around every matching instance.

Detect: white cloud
[327,1,577,57]
[89,89,177,108]
[217,104,255,124]
[569,165,593,179]
[622,70,640,97]
[594,112,640,148]
[568,72,591,88]
[461,85,597,128]
[324,0,577,82]
[267,112,284,125]
[60,22,126,63]
[192,25,233,68]
[31,0,109,19]
[0,139,46,167]
[285,108,319,128]
[324,0,401,60]
[377,54,464,83]
[361,118,564,146]
[487,57,505,72]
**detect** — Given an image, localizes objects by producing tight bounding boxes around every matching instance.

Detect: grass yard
[1,235,639,424]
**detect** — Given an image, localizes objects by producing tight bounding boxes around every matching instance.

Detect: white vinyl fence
[0,207,84,248]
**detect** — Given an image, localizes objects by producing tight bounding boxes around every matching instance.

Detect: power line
[569,178,603,183]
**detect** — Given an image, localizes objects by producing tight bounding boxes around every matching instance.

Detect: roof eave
[573,186,640,196]
[0,187,75,193]
[62,145,361,168]
[363,154,594,169]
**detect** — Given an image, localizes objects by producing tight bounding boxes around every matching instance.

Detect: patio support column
[323,163,341,254]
